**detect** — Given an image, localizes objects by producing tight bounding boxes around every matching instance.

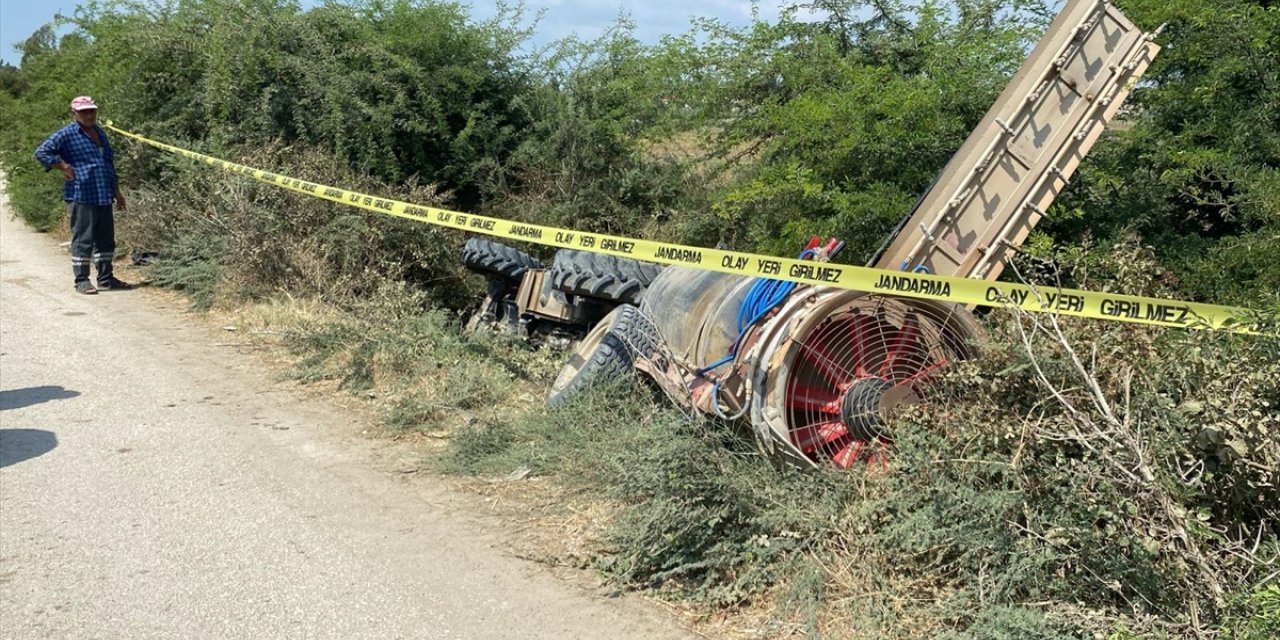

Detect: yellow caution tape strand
[106,123,1272,336]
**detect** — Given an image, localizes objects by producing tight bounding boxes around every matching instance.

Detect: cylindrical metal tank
[639,266,754,369]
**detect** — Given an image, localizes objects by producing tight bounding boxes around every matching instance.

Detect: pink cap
[70,96,98,111]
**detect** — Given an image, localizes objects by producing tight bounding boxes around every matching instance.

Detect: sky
[0,1,788,66]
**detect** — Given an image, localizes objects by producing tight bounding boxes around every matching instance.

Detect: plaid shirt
[34,123,118,206]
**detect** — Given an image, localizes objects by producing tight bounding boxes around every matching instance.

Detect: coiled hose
[696,248,815,376]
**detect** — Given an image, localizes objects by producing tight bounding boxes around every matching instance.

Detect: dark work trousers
[68,202,115,285]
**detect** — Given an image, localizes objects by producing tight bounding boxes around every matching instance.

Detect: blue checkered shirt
[34,123,119,206]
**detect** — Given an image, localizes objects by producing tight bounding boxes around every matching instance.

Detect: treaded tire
[546,304,661,408]
[548,249,663,305]
[462,237,544,282]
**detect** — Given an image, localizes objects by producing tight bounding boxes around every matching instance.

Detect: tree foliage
[1050,0,1280,307]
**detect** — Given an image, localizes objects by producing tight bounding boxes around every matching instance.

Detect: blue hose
[695,248,815,376]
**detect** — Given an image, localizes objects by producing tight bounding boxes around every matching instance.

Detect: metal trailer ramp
[874,0,1161,281]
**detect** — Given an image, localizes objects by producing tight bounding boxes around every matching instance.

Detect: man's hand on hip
[57,163,75,181]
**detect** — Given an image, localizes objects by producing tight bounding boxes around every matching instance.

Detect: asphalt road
[0,189,692,639]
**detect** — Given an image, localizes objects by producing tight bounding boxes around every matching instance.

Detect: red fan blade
[798,332,856,389]
[846,315,873,378]
[792,420,849,452]
[900,357,950,386]
[829,439,867,469]
[786,383,842,414]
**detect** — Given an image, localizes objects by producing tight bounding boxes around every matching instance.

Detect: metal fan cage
[749,292,980,468]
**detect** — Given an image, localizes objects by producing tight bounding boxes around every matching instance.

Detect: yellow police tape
[106,123,1272,336]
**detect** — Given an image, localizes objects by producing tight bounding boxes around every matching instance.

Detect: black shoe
[97,277,133,291]
[75,281,98,295]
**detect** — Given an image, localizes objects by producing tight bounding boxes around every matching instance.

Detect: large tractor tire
[548,249,663,305]
[461,238,544,283]
[546,304,661,408]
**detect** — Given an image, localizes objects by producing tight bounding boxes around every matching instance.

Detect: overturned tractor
[464,0,1161,468]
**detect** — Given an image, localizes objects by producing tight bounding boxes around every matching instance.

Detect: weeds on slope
[432,297,1279,639]
[116,151,1278,637]
[119,142,472,312]
[265,282,563,434]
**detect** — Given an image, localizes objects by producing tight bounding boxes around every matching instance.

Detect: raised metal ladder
[874,0,1161,282]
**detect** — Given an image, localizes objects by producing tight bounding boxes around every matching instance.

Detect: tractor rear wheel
[462,238,544,283]
[546,304,660,407]
[548,250,662,305]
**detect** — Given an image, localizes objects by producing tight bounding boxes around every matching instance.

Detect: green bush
[1048,0,1280,306]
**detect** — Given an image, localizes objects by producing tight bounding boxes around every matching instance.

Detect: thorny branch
[996,263,1275,615]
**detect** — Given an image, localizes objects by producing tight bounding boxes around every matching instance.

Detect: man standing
[34,96,131,294]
